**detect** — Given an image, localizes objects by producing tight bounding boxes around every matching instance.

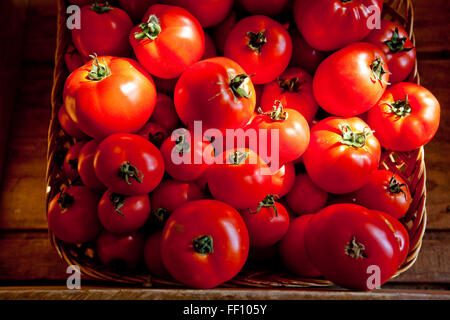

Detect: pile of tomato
[49,0,441,290]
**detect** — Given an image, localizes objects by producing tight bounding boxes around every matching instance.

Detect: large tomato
[367,82,440,151]
[71,2,133,59]
[118,0,159,22]
[293,0,384,51]
[161,200,249,288]
[147,93,179,133]
[77,140,106,191]
[303,117,381,194]
[174,57,256,133]
[144,231,171,278]
[63,56,157,139]
[64,45,86,73]
[289,28,327,75]
[224,15,292,85]
[58,105,88,140]
[94,133,164,195]
[286,173,328,215]
[238,0,289,16]
[313,42,389,116]
[129,4,205,79]
[270,162,295,198]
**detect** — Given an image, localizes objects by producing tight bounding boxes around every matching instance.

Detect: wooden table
[0,0,449,299]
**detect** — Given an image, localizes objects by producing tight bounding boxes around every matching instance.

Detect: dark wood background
[0,0,448,298]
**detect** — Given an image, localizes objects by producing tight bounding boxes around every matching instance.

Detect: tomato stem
[345,236,367,259]
[87,54,111,81]
[384,27,415,53]
[389,174,409,200]
[371,57,388,82]
[193,235,214,255]
[257,100,288,121]
[229,150,248,165]
[109,193,126,216]
[249,194,279,216]
[152,207,169,227]
[229,74,251,99]
[148,132,165,148]
[119,161,144,185]
[387,95,412,117]
[135,15,161,40]
[278,77,303,93]
[338,124,372,148]
[57,190,74,210]
[175,133,191,156]
[91,1,113,14]
[247,30,267,54]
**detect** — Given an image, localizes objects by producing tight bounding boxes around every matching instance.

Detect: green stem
[249,194,279,216]
[387,95,412,117]
[87,54,111,81]
[109,193,126,216]
[345,236,367,259]
[91,1,113,13]
[384,27,415,53]
[229,74,251,99]
[119,161,143,185]
[257,100,288,121]
[371,58,388,82]
[339,124,372,148]
[389,174,409,200]
[193,235,214,255]
[135,15,161,40]
[57,190,74,210]
[229,150,248,165]
[247,30,267,54]
[277,77,303,93]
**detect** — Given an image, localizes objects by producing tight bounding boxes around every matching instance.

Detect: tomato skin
[364,20,416,84]
[118,0,159,22]
[224,15,293,85]
[211,11,237,55]
[202,33,218,60]
[303,117,381,194]
[63,141,87,182]
[279,214,321,277]
[153,76,178,94]
[130,4,205,79]
[294,0,384,51]
[174,57,256,133]
[305,204,401,290]
[47,186,102,244]
[367,82,440,151]
[77,140,106,192]
[260,67,318,123]
[148,94,179,133]
[289,28,327,75]
[58,105,88,140]
[94,133,164,195]
[238,0,289,16]
[161,200,249,288]
[144,231,171,278]
[271,162,295,198]
[64,56,157,139]
[71,3,133,59]
[313,42,390,116]
[64,45,87,73]
[286,173,328,216]
[137,122,169,149]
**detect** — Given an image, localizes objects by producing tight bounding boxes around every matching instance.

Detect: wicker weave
[47,0,426,288]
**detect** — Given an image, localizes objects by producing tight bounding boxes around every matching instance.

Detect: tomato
[271,162,295,198]
[161,200,249,288]
[98,190,151,234]
[313,42,390,116]
[47,186,102,244]
[239,195,290,247]
[294,0,384,51]
[260,67,318,123]
[96,230,146,270]
[289,28,327,75]
[71,2,132,59]
[153,76,178,94]
[62,141,87,182]
[64,56,157,139]
[94,133,164,195]
[58,105,88,140]
[163,0,233,27]
[68,0,93,5]
[137,122,169,148]
[77,140,106,191]
[364,20,416,84]
[147,93,179,133]
[118,0,158,22]
[224,15,292,85]
[303,117,381,194]
[305,204,401,290]
[174,57,256,133]
[202,33,217,60]
[211,11,237,55]
[367,82,440,151]
[208,148,272,210]
[238,0,289,16]
[286,173,328,215]
[144,231,171,278]
[64,45,86,73]
[278,214,321,277]
[130,4,205,79]
[351,170,412,219]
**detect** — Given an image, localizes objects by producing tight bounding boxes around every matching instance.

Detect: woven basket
[47,0,426,288]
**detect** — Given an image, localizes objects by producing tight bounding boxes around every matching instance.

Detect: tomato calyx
[389,174,409,200]
[91,1,113,14]
[228,150,249,165]
[387,95,412,117]
[257,100,288,121]
[87,55,111,81]
[384,28,415,53]
[57,190,74,210]
[246,30,267,54]
[148,132,165,148]
[119,161,144,185]
[135,15,162,40]
[152,207,169,227]
[249,194,280,216]
[277,77,303,93]
[229,74,251,99]
[193,235,214,255]
[175,134,191,156]
[338,124,372,148]
[109,192,127,216]
[370,58,388,82]
[345,236,367,259]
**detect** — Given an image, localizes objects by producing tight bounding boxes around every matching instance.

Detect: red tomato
[224,15,292,84]
[71,3,132,59]
[260,67,318,123]
[211,10,237,55]
[208,148,272,210]
[271,162,295,198]
[174,57,256,133]
[202,33,218,60]
[146,93,179,133]
[144,231,171,278]
[313,42,390,116]
[64,45,86,73]
[289,28,327,75]
[137,122,169,148]
[98,190,151,234]
[278,214,321,277]
[286,173,328,215]
[364,20,416,84]
[62,141,87,182]
[64,56,157,139]
[305,204,402,290]
[303,117,381,194]
[77,140,106,191]
[47,186,102,244]
[58,105,88,140]
[240,195,290,247]
[94,133,164,195]
[161,200,249,288]
[238,0,289,16]
[152,76,178,94]
[118,0,159,22]
[130,4,205,79]
[351,170,412,219]
[294,0,384,51]
[367,82,440,151]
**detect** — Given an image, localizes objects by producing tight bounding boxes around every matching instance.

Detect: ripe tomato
[71,2,132,59]
[224,15,292,84]
[118,0,158,22]
[98,190,151,234]
[238,0,289,16]
[77,140,106,191]
[303,117,381,194]
[146,93,179,133]
[174,57,256,133]
[62,141,87,182]
[286,173,328,215]
[278,214,321,277]
[144,231,171,278]
[313,42,389,116]
[239,195,290,247]
[47,186,102,244]
[271,162,295,198]
[64,45,86,73]
[130,4,205,79]
[64,56,157,139]
[305,204,401,290]
[58,105,88,140]
[364,20,416,84]
[260,67,318,123]
[289,28,327,75]
[208,148,272,210]
[202,33,218,60]
[367,82,440,151]
[94,133,164,195]
[137,122,169,148]
[211,11,237,55]
[153,76,178,94]
[294,0,384,51]
[161,200,249,288]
